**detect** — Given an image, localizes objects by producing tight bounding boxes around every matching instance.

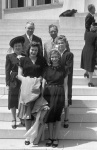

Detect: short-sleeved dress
[43,65,65,123]
[18,56,47,120]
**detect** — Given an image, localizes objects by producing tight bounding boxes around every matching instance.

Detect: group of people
[81,4,97,87]
[5,21,73,147]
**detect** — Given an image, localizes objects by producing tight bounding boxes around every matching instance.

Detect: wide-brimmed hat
[9,36,25,48]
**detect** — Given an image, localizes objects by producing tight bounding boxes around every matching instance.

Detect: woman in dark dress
[42,49,68,147]
[5,36,25,129]
[17,42,47,145]
[81,23,97,87]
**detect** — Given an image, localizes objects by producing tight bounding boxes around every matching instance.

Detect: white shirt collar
[60,49,66,57]
[26,33,33,41]
[89,12,94,17]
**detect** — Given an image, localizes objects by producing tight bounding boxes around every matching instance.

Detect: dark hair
[48,49,61,65]
[49,24,58,32]
[57,35,67,43]
[88,4,95,12]
[26,41,40,57]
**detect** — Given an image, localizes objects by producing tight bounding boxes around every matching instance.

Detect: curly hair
[26,41,40,57]
[88,4,95,12]
[48,49,61,66]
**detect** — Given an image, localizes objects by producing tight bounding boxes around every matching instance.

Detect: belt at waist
[46,84,63,87]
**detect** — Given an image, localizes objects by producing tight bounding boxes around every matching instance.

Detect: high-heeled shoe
[63,119,69,128]
[52,139,58,148]
[88,82,94,87]
[12,120,16,129]
[84,73,89,78]
[25,140,30,145]
[46,138,53,147]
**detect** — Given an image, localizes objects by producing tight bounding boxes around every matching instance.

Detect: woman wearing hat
[81,23,97,86]
[5,36,25,129]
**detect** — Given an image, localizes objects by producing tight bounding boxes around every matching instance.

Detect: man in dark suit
[22,21,43,56]
[85,4,95,32]
[57,35,74,128]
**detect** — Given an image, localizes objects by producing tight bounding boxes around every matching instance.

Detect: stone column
[27,0,32,6]
[2,0,6,18]
[34,0,37,6]
[8,0,11,8]
[0,0,2,19]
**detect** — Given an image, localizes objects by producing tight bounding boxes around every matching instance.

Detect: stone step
[62,108,97,123]
[0,49,82,58]
[1,95,97,108]
[0,121,97,140]
[0,84,97,95]
[0,44,84,50]
[59,17,97,29]
[0,139,97,150]
[0,35,84,41]
[0,39,85,45]
[0,67,5,75]
[72,96,97,108]
[1,75,97,85]
[1,106,97,123]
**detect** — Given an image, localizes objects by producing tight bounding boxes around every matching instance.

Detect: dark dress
[18,56,47,119]
[85,13,95,32]
[61,50,74,105]
[43,66,65,123]
[5,53,21,110]
[81,31,97,72]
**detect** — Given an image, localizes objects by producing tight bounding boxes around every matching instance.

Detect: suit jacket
[85,13,95,32]
[44,38,57,62]
[5,53,19,86]
[61,50,74,104]
[22,34,43,56]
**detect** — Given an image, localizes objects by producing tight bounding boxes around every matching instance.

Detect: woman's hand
[6,85,9,90]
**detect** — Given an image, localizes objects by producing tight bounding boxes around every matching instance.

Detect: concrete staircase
[0,18,97,149]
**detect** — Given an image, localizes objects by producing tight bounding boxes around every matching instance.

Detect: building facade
[0,0,97,19]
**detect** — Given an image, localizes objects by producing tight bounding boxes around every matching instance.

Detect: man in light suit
[22,21,43,56]
[44,24,70,62]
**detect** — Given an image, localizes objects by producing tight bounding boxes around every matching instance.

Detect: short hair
[26,21,35,29]
[57,35,67,43]
[88,4,95,12]
[48,49,61,65]
[27,41,40,57]
[49,24,58,32]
